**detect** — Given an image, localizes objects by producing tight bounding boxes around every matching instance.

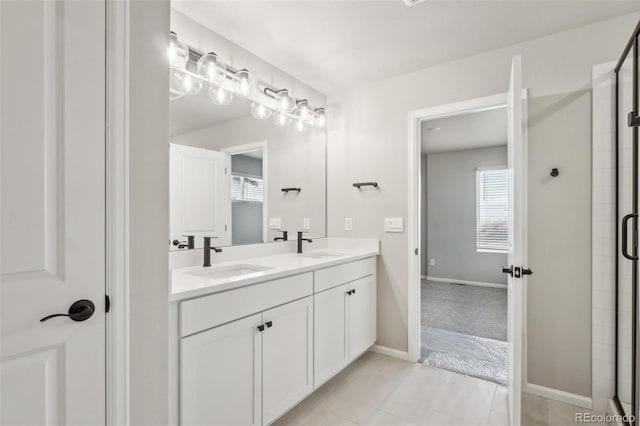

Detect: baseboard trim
[525,383,593,410]
[369,344,410,361]
[426,276,507,289]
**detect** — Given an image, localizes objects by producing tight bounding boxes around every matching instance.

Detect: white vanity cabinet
[313,258,376,386]
[175,255,377,426]
[180,314,263,426]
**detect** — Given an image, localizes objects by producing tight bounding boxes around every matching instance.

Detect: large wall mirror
[169,10,327,250]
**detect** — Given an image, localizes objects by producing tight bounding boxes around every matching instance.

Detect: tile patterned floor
[274,352,610,426]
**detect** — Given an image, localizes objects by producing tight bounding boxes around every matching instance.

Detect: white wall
[129,0,170,424]
[327,12,640,394]
[427,146,508,285]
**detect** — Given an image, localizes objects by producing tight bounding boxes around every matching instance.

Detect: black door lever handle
[40,299,95,322]
[502,266,513,277]
[522,268,533,275]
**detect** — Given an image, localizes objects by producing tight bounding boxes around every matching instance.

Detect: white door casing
[1,1,106,425]
[169,143,230,247]
[507,54,527,426]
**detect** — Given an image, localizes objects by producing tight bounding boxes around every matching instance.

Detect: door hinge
[629,112,640,128]
[105,295,111,313]
[225,224,228,231]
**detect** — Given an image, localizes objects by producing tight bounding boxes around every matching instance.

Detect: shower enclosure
[616,21,640,426]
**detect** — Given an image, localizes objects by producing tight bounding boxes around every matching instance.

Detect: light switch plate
[303,217,311,230]
[384,217,404,233]
[269,217,282,229]
[345,218,353,231]
[430,258,435,266]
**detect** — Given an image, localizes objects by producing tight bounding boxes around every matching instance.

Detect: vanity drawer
[314,257,375,293]
[180,272,313,336]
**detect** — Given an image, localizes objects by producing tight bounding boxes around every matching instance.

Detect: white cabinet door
[314,283,348,387]
[180,314,262,426]
[348,276,376,361]
[1,1,106,425]
[170,143,230,247]
[262,296,313,424]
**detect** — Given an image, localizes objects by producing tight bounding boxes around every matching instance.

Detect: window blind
[476,167,509,252]
[231,174,264,203]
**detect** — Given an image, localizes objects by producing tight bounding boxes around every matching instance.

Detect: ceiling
[170,90,252,137]
[172,0,640,95]
[421,107,507,154]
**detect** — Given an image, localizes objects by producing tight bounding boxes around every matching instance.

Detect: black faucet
[274,230,288,241]
[172,235,195,249]
[296,231,312,254]
[203,236,223,267]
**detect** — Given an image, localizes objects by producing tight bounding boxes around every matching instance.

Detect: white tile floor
[275,352,611,426]
[275,352,508,426]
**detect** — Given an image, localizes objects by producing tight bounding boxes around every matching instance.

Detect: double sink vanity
[167,9,380,425]
[169,239,380,425]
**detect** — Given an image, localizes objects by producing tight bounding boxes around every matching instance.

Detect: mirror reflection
[169,86,327,250]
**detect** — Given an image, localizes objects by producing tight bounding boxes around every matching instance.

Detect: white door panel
[180,314,262,426]
[507,55,526,426]
[170,143,229,247]
[1,1,106,425]
[262,296,313,425]
[348,276,376,361]
[314,283,348,386]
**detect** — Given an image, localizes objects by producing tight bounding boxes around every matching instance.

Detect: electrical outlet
[345,217,353,231]
[269,217,281,229]
[303,217,310,230]
[429,258,435,266]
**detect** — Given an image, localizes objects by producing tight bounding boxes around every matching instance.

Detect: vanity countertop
[170,244,380,302]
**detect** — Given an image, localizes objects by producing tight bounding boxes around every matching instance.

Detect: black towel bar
[353,182,378,189]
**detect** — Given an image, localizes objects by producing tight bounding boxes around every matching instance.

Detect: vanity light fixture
[168,31,327,130]
[250,102,273,120]
[273,111,293,127]
[209,85,234,106]
[172,68,203,95]
[295,99,311,120]
[315,108,326,128]
[196,52,227,84]
[234,69,256,98]
[168,32,189,68]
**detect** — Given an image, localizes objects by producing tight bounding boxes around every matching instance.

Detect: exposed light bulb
[209,85,234,106]
[251,102,272,120]
[273,111,292,127]
[172,69,202,95]
[296,99,311,121]
[197,52,227,84]
[315,108,326,128]
[235,69,255,98]
[295,120,306,132]
[275,89,295,113]
[168,32,189,68]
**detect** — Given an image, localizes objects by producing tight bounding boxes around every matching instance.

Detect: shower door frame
[614,19,640,426]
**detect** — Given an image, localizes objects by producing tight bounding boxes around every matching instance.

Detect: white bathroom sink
[187,264,273,279]
[302,251,344,259]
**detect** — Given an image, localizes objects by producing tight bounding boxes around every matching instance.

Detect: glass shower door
[616,36,638,426]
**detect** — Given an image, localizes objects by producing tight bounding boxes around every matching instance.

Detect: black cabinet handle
[502,266,513,277]
[40,299,95,323]
[622,213,638,260]
[257,324,265,332]
[266,321,273,328]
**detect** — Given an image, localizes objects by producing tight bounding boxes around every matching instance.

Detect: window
[476,167,509,253]
[231,174,264,202]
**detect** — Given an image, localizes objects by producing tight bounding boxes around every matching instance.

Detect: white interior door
[170,144,230,247]
[0,1,106,425]
[506,55,527,426]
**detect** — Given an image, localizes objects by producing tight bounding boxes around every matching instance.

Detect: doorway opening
[419,107,509,385]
